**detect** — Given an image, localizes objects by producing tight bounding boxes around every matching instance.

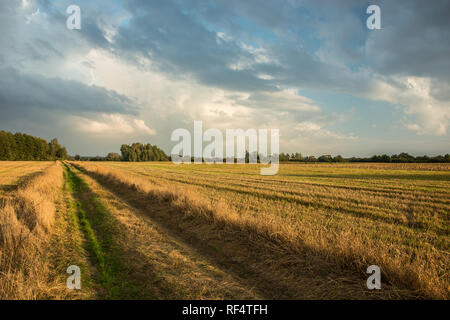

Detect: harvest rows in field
[0,161,65,299]
[1,161,448,299]
[0,161,54,197]
[102,162,450,249]
[71,161,449,299]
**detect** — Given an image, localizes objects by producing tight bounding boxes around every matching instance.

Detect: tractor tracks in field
[63,163,259,299]
[68,163,417,300]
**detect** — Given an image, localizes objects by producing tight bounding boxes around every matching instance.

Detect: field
[0,161,449,299]
[0,162,54,197]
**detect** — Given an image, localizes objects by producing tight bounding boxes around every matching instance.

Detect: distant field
[1,161,449,299]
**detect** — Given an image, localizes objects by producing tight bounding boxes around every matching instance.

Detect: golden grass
[0,162,63,299]
[70,164,259,299]
[0,162,53,197]
[281,162,450,171]
[2,160,446,299]
[75,161,449,299]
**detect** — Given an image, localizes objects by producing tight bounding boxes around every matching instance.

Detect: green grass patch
[64,164,143,299]
[59,168,95,296]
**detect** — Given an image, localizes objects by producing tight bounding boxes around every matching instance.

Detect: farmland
[0,161,449,299]
[0,162,54,197]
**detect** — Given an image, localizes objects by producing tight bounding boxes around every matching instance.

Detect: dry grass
[69,164,259,299]
[75,161,449,299]
[0,162,53,197]
[0,162,63,299]
[281,162,450,171]
[1,160,447,299]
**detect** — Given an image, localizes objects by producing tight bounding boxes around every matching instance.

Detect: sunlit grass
[80,161,449,299]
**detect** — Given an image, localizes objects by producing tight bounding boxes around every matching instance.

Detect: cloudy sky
[1,0,449,156]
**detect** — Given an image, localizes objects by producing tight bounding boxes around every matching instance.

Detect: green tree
[0,131,68,161]
[119,142,168,162]
[106,152,121,161]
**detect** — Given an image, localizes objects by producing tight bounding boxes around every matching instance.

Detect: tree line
[72,143,168,162]
[120,143,169,161]
[2,130,446,164]
[0,131,68,161]
[278,152,450,163]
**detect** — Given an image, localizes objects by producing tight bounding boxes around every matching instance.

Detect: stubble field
[0,161,448,299]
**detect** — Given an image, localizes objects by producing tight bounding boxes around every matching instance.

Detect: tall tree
[0,131,68,161]
[120,142,168,162]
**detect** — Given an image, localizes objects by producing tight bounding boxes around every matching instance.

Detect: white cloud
[367,76,450,135]
[295,121,356,140]
[78,49,352,153]
[72,114,156,136]
[237,89,321,112]
[134,119,156,135]
[21,0,31,8]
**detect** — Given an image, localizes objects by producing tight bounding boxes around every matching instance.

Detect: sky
[0,0,449,157]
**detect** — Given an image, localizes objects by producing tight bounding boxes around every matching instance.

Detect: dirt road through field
[64,164,259,299]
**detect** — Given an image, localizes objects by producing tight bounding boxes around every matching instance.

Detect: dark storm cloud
[0,0,136,127]
[113,0,335,93]
[0,0,109,70]
[366,0,450,82]
[111,0,449,97]
[5,0,447,107]
[0,0,449,155]
[112,0,357,93]
[113,0,361,93]
[113,0,276,92]
[0,67,137,123]
[3,0,449,100]
[34,0,111,49]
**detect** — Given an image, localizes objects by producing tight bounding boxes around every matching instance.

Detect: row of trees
[120,143,169,162]
[72,145,168,162]
[0,131,68,161]
[278,152,450,163]
[73,152,121,161]
[279,153,347,162]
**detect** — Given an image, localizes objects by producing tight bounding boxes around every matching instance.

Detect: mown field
[0,162,54,197]
[0,161,449,299]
